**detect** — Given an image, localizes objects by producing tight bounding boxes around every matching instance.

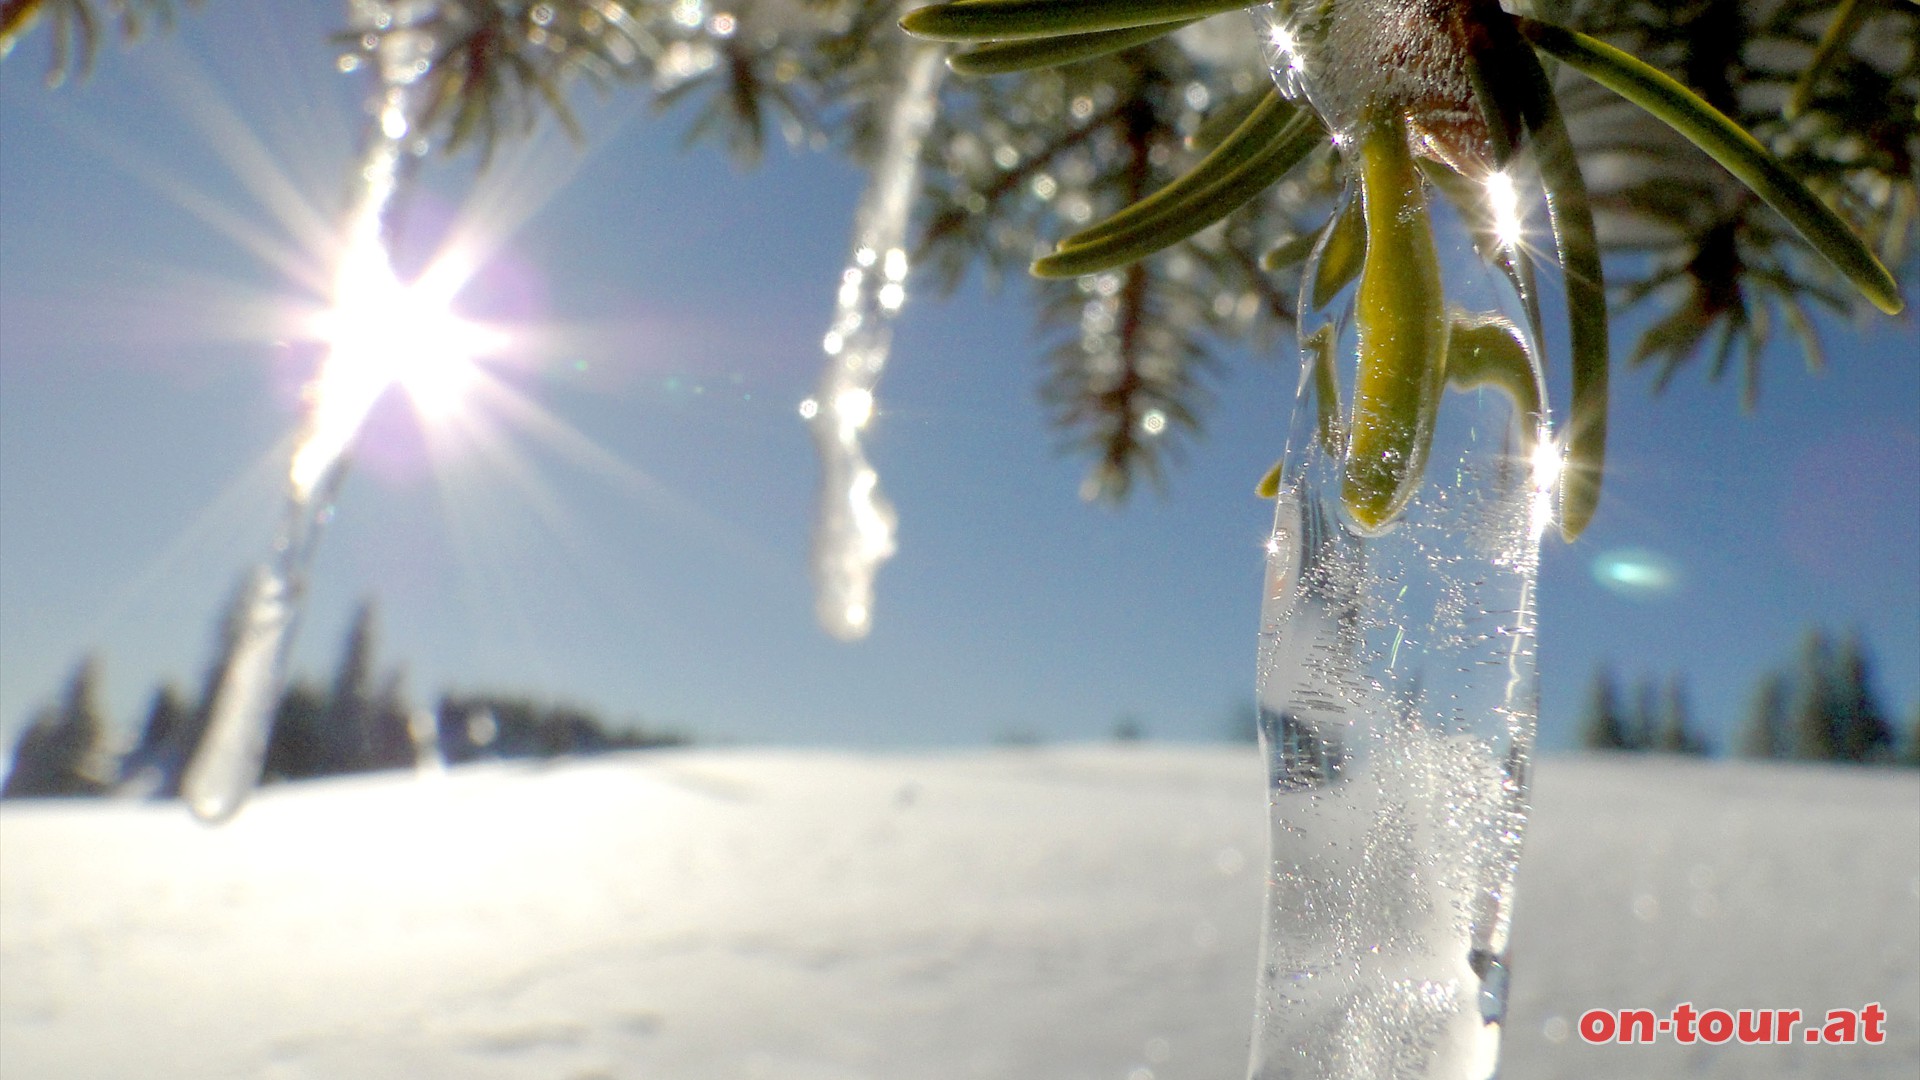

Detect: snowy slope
[2,748,1914,1080]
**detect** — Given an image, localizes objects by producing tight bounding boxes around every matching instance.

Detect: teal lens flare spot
[1591,548,1680,598]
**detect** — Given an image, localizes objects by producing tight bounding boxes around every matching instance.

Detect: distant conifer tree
[2,656,113,798]
[433,691,682,763]
[1784,628,1895,763]
[117,681,193,795]
[321,601,380,773]
[365,669,420,771]
[1629,676,1663,752]
[1652,674,1709,756]
[1828,631,1893,763]
[137,572,256,797]
[1581,665,1633,751]
[262,680,331,782]
[1792,630,1845,761]
[1740,670,1793,760]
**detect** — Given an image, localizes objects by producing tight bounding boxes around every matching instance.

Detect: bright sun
[293,226,505,499]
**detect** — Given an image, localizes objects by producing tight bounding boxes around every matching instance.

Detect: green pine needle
[947,21,1192,75]
[1445,315,1543,424]
[1254,459,1283,498]
[1061,90,1297,248]
[1260,229,1319,272]
[1509,32,1608,540]
[1033,98,1326,277]
[901,0,1253,43]
[1788,0,1870,120]
[1521,16,1904,317]
[1309,193,1364,310]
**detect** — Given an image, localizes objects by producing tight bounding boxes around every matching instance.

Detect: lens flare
[294,228,503,498]
[1592,548,1681,598]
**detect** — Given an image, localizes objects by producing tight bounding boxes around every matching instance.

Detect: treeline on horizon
[1581,626,1917,766]
[2,589,687,800]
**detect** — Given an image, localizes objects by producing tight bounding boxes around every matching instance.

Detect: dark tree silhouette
[3,656,113,798]
[365,669,421,772]
[1580,664,1633,751]
[1740,669,1793,760]
[435,691,684,764]
[1793,629,1845,759]
[320,601,379,774]
[1651,674,1709,756]
[1628,676,1664,753]
[116,682,193,795]
[260,603,418,780]
[262,680,331,783]
[1739,626,1901,764]
[1825,631,1893,763]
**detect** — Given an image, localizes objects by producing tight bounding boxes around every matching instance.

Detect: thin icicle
[181,1,439,823]
[801,42,945,641]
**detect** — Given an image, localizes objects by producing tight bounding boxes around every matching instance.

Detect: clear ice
[181,0,439,823]
[1248,378,1553,1080]
[800,41,945,640]
[1245,3,1564,1075]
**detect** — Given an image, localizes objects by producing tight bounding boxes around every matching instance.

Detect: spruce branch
[9,0,1911,522]
[1,0,189,85]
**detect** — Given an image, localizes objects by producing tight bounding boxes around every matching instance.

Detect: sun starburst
[295,237,506,497]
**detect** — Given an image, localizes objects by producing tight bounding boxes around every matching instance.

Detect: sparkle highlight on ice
[1485,170,1526,253]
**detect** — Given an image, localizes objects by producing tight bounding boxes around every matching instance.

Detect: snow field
[2,747,1914,1079]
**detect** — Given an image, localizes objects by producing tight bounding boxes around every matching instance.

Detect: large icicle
[181,0,440,823]
[800,42,945,640]
[1244,4,1563,1075]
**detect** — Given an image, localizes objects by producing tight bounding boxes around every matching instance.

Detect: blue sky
[2,5,1915,755]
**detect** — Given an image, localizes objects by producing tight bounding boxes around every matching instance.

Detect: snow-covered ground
[2,747,1914,1080]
